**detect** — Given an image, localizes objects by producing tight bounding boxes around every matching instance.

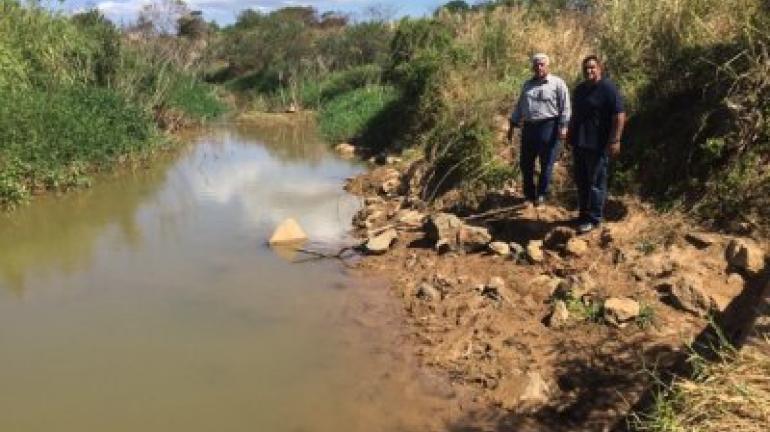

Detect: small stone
[334,142,356,157]
[726,238,766,276]
[526,240,545,263]
[416,282,441,301]
[489,242,511,256]
[364,229,398,255]
[269,218,308,245]
[519,372,551,405]
[565,238,589,257]
[547,300,570,328]
[385,156,402,164]
[509,242,526,259]
[603,297,640,327]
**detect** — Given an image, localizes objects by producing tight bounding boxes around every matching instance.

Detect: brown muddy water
[0,122,456,431]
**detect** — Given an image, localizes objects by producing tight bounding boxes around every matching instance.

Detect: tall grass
[317,85,398,143]
[0,2,226,208]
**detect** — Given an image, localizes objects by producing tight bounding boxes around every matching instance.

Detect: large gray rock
[269,218,308,245]
[726,238,766,276]
[364,229,398,255]
[603,297,640,327]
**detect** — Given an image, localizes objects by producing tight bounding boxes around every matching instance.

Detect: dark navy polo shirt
[569,78,624,152]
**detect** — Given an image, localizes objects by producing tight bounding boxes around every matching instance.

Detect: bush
[317,85,398,143]
[0,86,156,204]
[167,74,227,120]
[298,64,382,108]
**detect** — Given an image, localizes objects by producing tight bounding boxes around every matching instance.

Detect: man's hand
[609,141,621,158]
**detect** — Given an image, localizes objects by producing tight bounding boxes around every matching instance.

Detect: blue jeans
[573,146,608,224]
[520,118,560,201]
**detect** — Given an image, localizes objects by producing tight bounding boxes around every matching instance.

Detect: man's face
[532,60,549,79]
[583,59,601,83]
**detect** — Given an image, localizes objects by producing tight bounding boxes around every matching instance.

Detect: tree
[441,1,471,13]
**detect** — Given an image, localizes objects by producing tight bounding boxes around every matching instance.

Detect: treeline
[0,0,226,208]
[211,0,768,231]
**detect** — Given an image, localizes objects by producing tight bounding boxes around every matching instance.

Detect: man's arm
[557,79,570,140]
[508,86,527,142]
[608,112,626,157]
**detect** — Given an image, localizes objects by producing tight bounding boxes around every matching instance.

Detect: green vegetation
[0,1,226,208]
[632,332,769,432]
[215,0,770,232]
[317,85,398,143]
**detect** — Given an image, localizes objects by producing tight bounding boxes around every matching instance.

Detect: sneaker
[534,196,545,208]
[577,222,595,234]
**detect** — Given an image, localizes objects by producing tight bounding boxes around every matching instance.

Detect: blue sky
[53,1,448,25]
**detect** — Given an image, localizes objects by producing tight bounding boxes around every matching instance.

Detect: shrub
[317,85,398,143]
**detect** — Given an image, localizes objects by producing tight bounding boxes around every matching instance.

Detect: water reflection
[0,122,361,296]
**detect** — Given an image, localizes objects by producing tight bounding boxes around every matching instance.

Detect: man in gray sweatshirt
[507,53,571,207]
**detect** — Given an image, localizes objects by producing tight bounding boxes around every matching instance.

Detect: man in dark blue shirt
[567,55,626,233]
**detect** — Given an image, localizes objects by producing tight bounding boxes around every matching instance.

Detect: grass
[632,335,770,431]
[167,74,228,120]
[0,85,158,207]
[317,84,398,143]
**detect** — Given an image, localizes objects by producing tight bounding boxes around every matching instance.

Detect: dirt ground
[339,153,770,431]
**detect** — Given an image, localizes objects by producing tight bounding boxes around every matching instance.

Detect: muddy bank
[342,160,769,431]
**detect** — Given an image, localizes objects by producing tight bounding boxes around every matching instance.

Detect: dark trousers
[520,118,560,201]
[573,146,608,224]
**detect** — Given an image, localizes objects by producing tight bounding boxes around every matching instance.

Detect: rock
[526,240,545,263]
[493,371,550,410]
[364,228,398,255]
[544,226,576,250]
[509,242,526,259]
[565,238,589,257]
[457,225,492,252]
[660,275,716,317]
[726,238,766,275]
[380,178,401,196]
[603,297,640,327]
[551,272,595,300]
[385,156,402,164]
[416,282,441,301]
[685,232,718,249]
[396,209,425,227]
[269,218,308,245]
[425,213,464,245]
[334,142,356,157]
[424,213,491,253]
[286,103,297,113]
[547,300,570,328]
[489,241,511,257]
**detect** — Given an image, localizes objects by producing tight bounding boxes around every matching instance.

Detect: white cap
[532,53,550,65]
